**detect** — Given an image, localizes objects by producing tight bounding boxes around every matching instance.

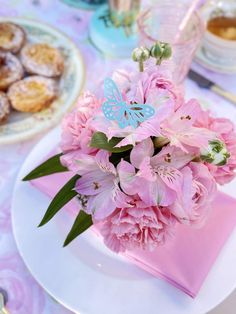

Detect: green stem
[156,57,162,65]
[139,60,144,72]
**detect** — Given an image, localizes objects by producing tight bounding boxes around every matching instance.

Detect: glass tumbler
[137,3,205,84]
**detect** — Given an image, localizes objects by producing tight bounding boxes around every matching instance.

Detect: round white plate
[195,46,236,74]
[0,17,85,145]
[12,128,236,314]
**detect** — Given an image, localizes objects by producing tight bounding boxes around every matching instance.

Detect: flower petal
[95,150,116,175]
[130,138,154,169]
[156,165,183,193]
[75,171,113,195]
[117,159,137,195]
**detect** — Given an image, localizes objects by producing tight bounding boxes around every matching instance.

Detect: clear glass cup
[137,3,205,84]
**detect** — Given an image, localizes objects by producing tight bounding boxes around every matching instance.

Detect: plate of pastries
[0,17,85,144]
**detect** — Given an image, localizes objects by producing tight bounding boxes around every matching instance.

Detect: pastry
[20,43,64,77]
[0,51,24,91]
[0,22,26,53]
[8,76,58,113]
[0,92,10,124]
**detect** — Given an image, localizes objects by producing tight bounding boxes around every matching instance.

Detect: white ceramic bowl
[201,1,236,67]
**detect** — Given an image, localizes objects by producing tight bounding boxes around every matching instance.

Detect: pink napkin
[32,171,236,298]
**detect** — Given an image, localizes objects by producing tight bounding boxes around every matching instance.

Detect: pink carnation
[60,92,102,171]
[196,111,236,184]
[100,196,176,253]
[170,162,217,226]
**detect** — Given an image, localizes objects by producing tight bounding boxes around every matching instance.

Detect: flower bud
[200,139,230,166]
[161,43,172,60]
[132,46,150,61]
[150,41,172,65]
[150,41,163,59]
[132,46,150,72]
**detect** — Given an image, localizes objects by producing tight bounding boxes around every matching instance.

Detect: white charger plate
[12,127,236,314]
[0,17,85,145]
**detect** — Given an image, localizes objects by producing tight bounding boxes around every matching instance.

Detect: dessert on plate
[0,91,10,124]
[0,51,24,90]
[0,22,65,125]
[20,43,64,77]
[0,22,26,53]
[8,75,58,113]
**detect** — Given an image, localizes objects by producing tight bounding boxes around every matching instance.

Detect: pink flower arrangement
[25,58,236,254]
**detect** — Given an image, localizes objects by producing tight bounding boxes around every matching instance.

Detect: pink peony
[100,196,176,253]
[60,92,102,171]
[195,111,236,184]
[170,162,217,226]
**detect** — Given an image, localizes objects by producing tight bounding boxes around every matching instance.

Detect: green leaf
[38,175,80,227]
[90,132,133,153]
[23,153,68,181]
[63,210,93,247]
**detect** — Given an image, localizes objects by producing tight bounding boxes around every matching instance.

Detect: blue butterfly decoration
[102,78,155,129]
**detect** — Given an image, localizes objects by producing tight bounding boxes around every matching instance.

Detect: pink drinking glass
[137,3,205,84]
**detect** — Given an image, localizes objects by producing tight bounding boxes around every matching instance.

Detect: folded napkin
[32,171,236,298]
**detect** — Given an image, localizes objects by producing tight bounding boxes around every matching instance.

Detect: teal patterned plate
[0,17,85,145]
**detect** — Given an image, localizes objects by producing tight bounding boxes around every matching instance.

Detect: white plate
[12,127,236,314]
[195,46,236,74]
[0,17,85,145]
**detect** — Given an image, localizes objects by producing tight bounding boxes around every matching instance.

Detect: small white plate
[195,46,236,74]
[0,17,85,145]
[11,127,236,314]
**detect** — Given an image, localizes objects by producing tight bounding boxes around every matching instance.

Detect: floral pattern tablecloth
[0,1,236,313]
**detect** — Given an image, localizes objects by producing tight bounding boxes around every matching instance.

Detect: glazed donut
[8,75,58,113]
[20,43,64,77]
[0,22,26,53]
[0,51,24,91]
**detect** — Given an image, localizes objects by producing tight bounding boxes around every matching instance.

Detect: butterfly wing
[102,101,125,121]
[102,78,155,129]
[102,78,125,122]
[104,78,123,103]
[124,104,155,128]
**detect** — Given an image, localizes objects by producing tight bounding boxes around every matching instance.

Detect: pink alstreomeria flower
[100,195,177,253]
[112,66,184,109]
[75,150,129,220]
[90,67,180,147]
[160,99,215,153]
[119,138,193,207]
